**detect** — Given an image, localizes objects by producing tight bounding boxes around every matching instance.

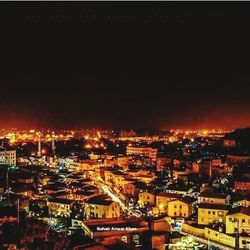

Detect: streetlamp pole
[233,218,240,250]
[6,167,10,204]
[17,198,20,223]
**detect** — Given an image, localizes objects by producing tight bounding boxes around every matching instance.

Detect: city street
[90,176,142,218]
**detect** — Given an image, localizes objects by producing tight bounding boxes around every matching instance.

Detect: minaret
[37,133,41,157]
[51,132,56,155]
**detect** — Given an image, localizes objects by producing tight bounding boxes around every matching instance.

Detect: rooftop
[227,206,250,216]
[198,203,229,210]
[200,191,228,199]
[156,192,182,199]
[48,198,75,205]
[86,194,114,206]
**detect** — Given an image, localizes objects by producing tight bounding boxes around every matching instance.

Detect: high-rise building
[126,145,157,162]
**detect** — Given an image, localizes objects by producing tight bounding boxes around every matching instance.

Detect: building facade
[0,150,16,166]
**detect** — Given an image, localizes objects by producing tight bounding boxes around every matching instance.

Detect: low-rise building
[223,139,236,148]
[85,194,120,219]
[199,191,230,205]
[67,190,95,201]
[138,191,156,207]
[117,156,130,170]
[156,192,181,214]
[156,157,171,172]
[204,225,235,249]
[198,204,229,225]
[235,195,250,207]
[235,178,250,193]
[226,206,250,234]
[47,198,75,218]
[192,161,211,177]
[167,197,195,218]
[227,155,250,165]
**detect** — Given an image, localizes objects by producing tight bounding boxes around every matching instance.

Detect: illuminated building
[235,178,250,193]
[223,139,236,147]
[75,218,150,248]
[120,130,136,137]
[192,160,212,177]
[185,206,250,249]
[182,223,205,238]
[173,157,192,168]
[0,149,16,166]
[85,194,120,219]
[167,197,195,218]
[172,168,191,179]
[226,206,250,234]
[156,157,171,172]
[0,206,21,225]
[123,181,148,197]
[198,191,230,205]
[198,204,229,225]
[204,226,235,249]
[104,169,127,190]
[227,154,250,164]
[73,217,170,249]
[138,191,156,207]
[168,136,178,142]
[126,146,157,162]
[156,192,181,214]
[183,223,250,249]
[47,198,75,218]
[236,196,250,207]
[57,157,82,171]
[67,190,95,201]
[117,156,130,170]
[123,181,137,196]
[17,172,34,184]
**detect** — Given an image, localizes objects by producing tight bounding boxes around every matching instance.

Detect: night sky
[1,3,250,130]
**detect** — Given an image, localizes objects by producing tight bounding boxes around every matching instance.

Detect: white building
[0,150,16,166]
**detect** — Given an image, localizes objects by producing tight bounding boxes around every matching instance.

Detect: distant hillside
[225,127,250,149]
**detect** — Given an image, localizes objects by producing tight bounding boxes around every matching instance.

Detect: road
[101,184,142,217]
[89,172,141,217]
[181,231,234,250]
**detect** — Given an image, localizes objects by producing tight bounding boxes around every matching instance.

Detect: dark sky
[1,3,250,130]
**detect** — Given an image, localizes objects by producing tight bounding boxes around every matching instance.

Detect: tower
[51,132,56,155]
[37,133,41,157]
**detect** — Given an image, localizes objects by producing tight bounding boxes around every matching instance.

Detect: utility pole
[6,167,10,204]
[17,198,20,223]
[233,218,240,250]
[52,132,56,156]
